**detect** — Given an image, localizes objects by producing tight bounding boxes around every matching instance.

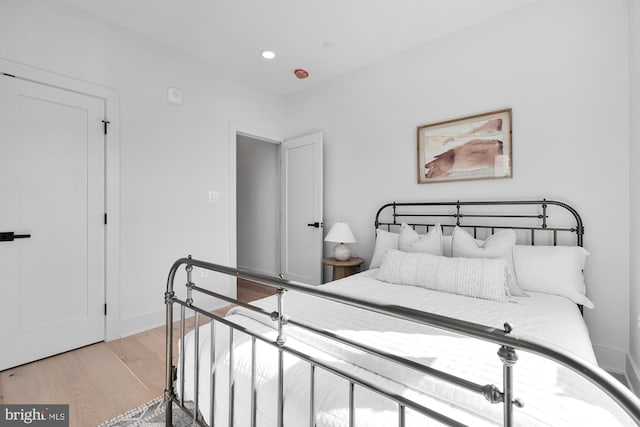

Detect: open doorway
[236,134,281,276]
[229,124,323,288]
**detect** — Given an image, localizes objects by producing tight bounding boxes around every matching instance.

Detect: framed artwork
[417,109,512,184]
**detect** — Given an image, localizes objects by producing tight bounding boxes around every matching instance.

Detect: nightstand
[322,257,365,281]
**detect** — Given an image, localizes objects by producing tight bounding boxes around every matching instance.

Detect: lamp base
[333,243,351,261]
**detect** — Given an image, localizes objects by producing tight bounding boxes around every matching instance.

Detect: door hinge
[104,213,107,225]
[104,303,107,316]
[2,73,16,78]
[102,119,110,135]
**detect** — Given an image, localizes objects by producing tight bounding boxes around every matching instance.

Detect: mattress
[178,270,633,426]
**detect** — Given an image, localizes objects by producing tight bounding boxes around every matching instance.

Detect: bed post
[164,256,188,427]
[498,322,521,427]
[274,288,288,427]
[164,286,175,427]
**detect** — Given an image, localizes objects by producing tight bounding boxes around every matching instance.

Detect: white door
[0,75,105,370]
[280,132,323,284]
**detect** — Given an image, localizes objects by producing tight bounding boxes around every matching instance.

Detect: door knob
[306,222,321,228]
[0,232,31,242]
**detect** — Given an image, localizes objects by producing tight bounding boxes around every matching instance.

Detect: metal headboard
[375,199,584,247]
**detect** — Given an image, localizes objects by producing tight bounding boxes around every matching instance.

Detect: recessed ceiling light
[261,50,276,60]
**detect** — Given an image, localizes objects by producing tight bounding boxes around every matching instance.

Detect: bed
[163,200,640,427]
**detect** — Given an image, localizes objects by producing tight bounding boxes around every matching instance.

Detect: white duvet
[179,270,633,426]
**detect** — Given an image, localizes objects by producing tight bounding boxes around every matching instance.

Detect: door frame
[228,122,283,294]
[0,58,121,341]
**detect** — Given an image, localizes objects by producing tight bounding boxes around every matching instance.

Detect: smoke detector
[294,69,309,79]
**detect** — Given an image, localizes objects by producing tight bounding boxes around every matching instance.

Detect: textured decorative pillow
[398,223,443,255]
[451,227,527,297]
[369,229,399,269]
[376,250,512,302]
[513,245,593,308]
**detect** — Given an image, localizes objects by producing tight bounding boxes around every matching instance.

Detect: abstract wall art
[417,109,512,184]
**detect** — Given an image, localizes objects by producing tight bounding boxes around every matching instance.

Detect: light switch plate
[209,191,220,203]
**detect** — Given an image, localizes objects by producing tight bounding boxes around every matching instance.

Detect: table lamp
[324,222,356,261]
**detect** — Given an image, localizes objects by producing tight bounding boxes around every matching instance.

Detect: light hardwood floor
[0,279,275,427]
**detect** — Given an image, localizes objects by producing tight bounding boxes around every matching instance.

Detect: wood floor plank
[237,278,276,302]
[0,343,154,427]
[0,279,269,426]
[106,335,166,396]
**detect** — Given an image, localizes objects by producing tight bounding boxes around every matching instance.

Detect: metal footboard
[163,256,640,427]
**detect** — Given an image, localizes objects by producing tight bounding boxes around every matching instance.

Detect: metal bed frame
[163,199,640,427]
[374,199,583,246]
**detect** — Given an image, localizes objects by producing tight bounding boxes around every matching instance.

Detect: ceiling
[62,0,534,95]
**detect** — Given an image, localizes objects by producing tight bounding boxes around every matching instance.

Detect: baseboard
[115,296,228,339]
[593,345,627,373]
[626,355,640,395]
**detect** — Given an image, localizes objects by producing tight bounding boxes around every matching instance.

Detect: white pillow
[377,250,512,302]
[451,227,527,297]
[369,229,399,269]
[443,235,453,257]
[398,223,443,255]
[443,234,483,256]
[513,245,593,308]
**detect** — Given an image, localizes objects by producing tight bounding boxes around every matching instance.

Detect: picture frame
[417,108,512,184]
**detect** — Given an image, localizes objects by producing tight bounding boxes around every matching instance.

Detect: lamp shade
[324,222,356,243]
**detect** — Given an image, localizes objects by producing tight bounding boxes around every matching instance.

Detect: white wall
[0,0,286,336]
[236,135,280,275]
[1,0,634,365]
[286,0,630,367]
[629,0,640,389]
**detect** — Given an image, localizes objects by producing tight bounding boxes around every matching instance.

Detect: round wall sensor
[168,87,182,105]
[294,68,309,79]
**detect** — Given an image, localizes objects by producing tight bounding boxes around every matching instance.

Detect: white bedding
[179,270,632,426]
